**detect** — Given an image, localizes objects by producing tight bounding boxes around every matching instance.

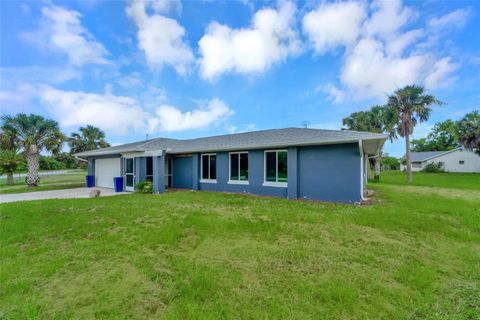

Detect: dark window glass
[459,160,464,164]
[240,153,248,181]
[266,152,276,182]
[126,174,134,187]
[230,153,239,180]
[202,155,209,179]
[210,155,216,180]
[278,151,288,183]
[146,157,153,176]
[126,158,133,173]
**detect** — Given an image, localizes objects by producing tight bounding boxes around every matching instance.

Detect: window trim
[263,150,288,187]
[228,151,249,185]
[200,153,217,183]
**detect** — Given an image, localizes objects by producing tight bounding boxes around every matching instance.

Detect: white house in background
[400,147,480,172]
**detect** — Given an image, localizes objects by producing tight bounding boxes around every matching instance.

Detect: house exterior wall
[400,149,480,172]
[172,156,194,189]
[297,144,361,203]
[196,150,288,198]
[87,143,364,203]
[171,143,361,203]
[426,149,480,172]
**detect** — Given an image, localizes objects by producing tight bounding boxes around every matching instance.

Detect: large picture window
[201,154,216,182]
[264,150,287,186]
[229,152,248,183]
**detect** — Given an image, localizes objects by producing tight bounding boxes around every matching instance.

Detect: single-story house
[75,128,387,203]
[400,147,480,172]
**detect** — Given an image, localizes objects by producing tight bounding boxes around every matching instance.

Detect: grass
[376,170,480,190]
[0,170,87,194]
[1,173,479,319]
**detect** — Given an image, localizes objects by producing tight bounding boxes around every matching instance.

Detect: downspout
[358,140,366,201]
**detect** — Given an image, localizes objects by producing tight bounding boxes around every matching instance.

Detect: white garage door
[95,158,121,188]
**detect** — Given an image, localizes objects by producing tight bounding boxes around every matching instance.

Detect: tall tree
[342,105,395,181]
[456,110,480,154]
[386,85,443,183]
[1,114,64,186]
[68,125,110,154]
[410,119,460,152]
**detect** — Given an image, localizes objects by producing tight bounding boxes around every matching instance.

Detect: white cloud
[198,1,301,80]
[149,0,182,14]
[364,0,414,38]
[21,5,109,66]
[37,86,233,134]
[126,0,194,74]
[424,57,458,89]
[38,86,147,134]
[317,83,346,103]
[341,38,428,98]
[118,72,143,87]
[307,0,461,100]
[148,98,233,132]
[428,8,473,30]
[302,1,366,54]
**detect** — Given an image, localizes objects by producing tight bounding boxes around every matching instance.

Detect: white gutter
[74,155,88,163]
[359,140,366,201]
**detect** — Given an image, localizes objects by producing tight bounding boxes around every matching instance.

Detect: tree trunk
[6,172,14,185]
[405,133,413,183]
[25,151,40,187]
[374,153,381,181]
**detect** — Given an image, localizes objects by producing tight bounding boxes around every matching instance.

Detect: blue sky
[1,0,479,157]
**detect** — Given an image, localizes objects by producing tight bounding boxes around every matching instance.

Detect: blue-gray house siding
[79,128,386,203]
[297,144,361,202]
[172,156,193,189]
[165,143,361,203]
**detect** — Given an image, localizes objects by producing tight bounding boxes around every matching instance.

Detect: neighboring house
[400,147,480,172]
[75,128,387,203]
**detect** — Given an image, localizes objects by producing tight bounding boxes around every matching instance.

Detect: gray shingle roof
[75,127,387,157]
[408,148,461,162]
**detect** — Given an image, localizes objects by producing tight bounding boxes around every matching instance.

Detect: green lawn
[0,170,87,194]
[1,173,479,319]
[376,170,480,190]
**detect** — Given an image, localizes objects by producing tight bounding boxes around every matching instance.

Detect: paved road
[0,187,129,204]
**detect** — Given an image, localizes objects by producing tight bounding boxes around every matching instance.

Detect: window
[412,162,422,168]
[264,150,287,186]
[146,157,153,181]
[201,154,216,182]
[229,152,248,184]
[459,160,465,165]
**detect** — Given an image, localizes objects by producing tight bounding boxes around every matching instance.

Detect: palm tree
[456,111,480,155]
[343,105,395,181]
[68,125,110,154]
[1,114,64,186]
[386,85,443,183]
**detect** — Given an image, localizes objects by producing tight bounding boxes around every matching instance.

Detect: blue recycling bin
[86,175,94,188]
[113,177,124,192]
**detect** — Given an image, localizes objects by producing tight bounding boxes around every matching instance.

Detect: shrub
[422,162,445,173]
[381,156,400,170]
[135,180,153,194]
[39,156,67,170]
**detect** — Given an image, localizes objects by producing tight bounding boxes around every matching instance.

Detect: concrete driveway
[0,187,129,204]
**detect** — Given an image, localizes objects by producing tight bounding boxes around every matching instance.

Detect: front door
[124,158,135,191]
